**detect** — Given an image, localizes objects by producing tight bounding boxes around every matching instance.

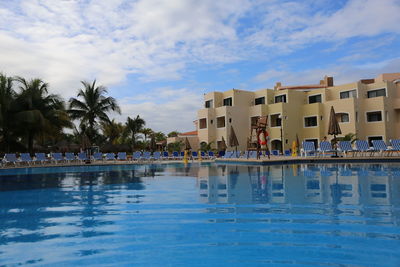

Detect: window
[270,114,282,127]
[223,97,232,106]
[217,116,225,128]
[304,116,317,127]
[308,94,322,104]
[250,116,259,126]
[275,95,287,103]
[340,90,357,99]
[366,111,382,122]
[205,99,213,108]
[336,113,349,123]
[199,118,207,129]
[255,97,265,105]
[367,88,386,98]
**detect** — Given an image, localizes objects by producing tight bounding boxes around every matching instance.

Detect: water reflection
[199,163,400,207]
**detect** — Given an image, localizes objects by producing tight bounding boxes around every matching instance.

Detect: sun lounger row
[1,151,218,166]
[301,139,400,157]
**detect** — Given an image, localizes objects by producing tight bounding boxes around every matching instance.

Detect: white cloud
[116,87,203,133]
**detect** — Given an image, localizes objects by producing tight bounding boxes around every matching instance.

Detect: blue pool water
[1,162,400,266]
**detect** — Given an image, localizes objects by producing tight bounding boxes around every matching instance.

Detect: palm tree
[167,131,180,137]
[14,77,72,153]
[101,119,125,144]
[141,128,153,142]
[0,74,17,152]
[69,80,121,144]
[125,115,145,149]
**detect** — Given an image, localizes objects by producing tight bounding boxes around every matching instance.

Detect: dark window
[217,116,225,128]
[337,113,349,122]
[275,95,286,103]
[205,100,213,108]
[270,114,282,127]
[223,97,232,106]
[255,97,265,105]
[340,90,357,99]
[367,88,386,98]
[229,118,232,123]
[199,118,207,129]
[210,119,213,124]
[308,94,322,104]
[304,116,317,127]
[250,116,258,126]
[367,111,382,122]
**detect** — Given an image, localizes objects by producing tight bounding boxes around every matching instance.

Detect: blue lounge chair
[65,152,76,163]
[302,141,316,157]
[200,151,208,159]
[271,150,279,156]
[223,151,233,159]
[141,151,152,161]
[191,151,198,160]
[355,140,372,156]
[3,153,19,166]
[105,153,115,161]
[208,151,215,159]
[231,151,241,158]
[161,151,170,160]
[117,152,126,161]
[284,150,291,156]
[180,151,185,159]
[132,151,142,161]
[92,152,103,161]
[372,140,393,156]
[172,151,180,160]
[242,151,249,158]
[35,153,49,164]
[52,152,64,163]
[248,151,258,159]
[78,152,88,163]
[319,141,334,157]
[20,153,33,165]
[338,141,355,157]
[153,151,161,161]
[390,139,400,156]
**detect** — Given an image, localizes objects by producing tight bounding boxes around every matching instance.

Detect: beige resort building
[197,72,400,152]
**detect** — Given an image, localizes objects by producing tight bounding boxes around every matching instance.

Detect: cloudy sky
[1,0,399,133]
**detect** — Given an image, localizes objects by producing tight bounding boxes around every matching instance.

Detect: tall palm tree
[15,77,72,153]
[125,115,145,149]
[0,74,17,152]
[69,80,121,144]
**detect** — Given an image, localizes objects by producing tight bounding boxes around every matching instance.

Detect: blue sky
[0,0,399,133]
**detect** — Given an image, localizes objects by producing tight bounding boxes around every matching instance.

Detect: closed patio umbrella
[328,106,342,157]
[229,126,239,152]
[184,137,191,150]
[219,136,227,151]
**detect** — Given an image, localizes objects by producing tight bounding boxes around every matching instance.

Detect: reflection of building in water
[198,165,269,204]
[197,163,400,207]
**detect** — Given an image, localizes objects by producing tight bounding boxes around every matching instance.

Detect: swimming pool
[1,163,400,266]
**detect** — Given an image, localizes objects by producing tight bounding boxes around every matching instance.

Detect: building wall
[197,73,400,152]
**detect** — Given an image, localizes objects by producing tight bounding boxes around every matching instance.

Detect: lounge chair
[338,141,355,157]
[78,152,88,163]
[390,139,400,156]
[231,151,241,158]
[65,152,76,163]
[104,153,116,161]
[200,151,208,159]
[191,151,198,160]
[249,151,259,159]
[153,151,161,161]
[223,151,233,159]
[20,153,33,165]
[319,141,334,157]
[132,151,142,161]
[161,151,170,160]
[141,151,152,161]
[180,151,185,159]
[355,140,372,156]
[3,153,19,166]
[172,151,180,160]
[284,150,291,156]
[117,152,126,161]
[271,150,279,156]
[242,151,249,158]
[302,141,316,157]
[52,152,64,164]
[35,153,49,164]
[208,151,215,159]
[371,140,393,156]
[92,152,103,161]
